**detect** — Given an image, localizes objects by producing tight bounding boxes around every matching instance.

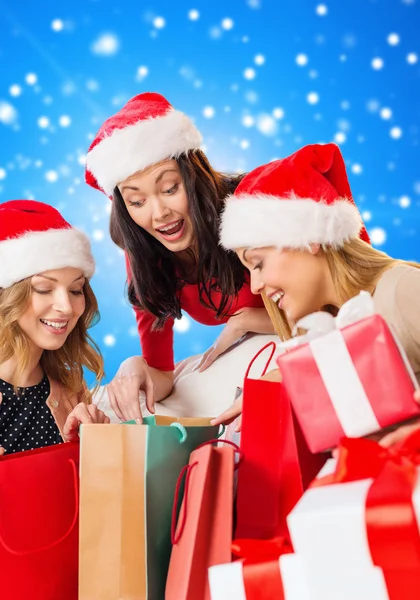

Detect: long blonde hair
[263,237,420,341]
[0,278,104,399]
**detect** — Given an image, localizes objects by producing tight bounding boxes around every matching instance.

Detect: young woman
[0,200,109,455]
[213,142,420,444]
[85,92,276,422]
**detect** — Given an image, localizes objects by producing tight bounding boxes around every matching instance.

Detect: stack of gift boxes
[209,292,420,599]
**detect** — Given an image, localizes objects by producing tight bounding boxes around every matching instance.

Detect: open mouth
[40,319,69,334]
[156,219,185,240]
[270,290,285,309]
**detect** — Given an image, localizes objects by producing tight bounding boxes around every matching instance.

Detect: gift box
[287,433,420,574]
[208,553,312,600]
[277,291,420,453]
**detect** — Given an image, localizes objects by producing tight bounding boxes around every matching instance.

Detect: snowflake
[221,18,234,30]
[136,66,149,81]
[307,92,320,105]
[256,114,278,136]
[174,315,191,333]
[273,107,285,119]
[242,115,255,127]
[0,168,6,180]
[244,68,256,80]
[45,170,58,183]
[103,334,116,347]
[296,53,308,66]
[25,73,38,85]
[334,132,346,144]
[51,19,64,32]
[369,227,387,246]
[153,16,166,29]
[380,107,392,120]
[188,9,200,21]
[91,33,120,56]
[37,116,50,129]
[316,4,328,15]
[387,33,400,46]
[399,195,411,208]
[390,126,403,139]
[0,101,18,125]
[371,57,384,70]
[351,163,363,175]
[254,54,265,65]
[59,115,71,127]
[203,106,215,118]
[92,229,105,241]
[9,84,22,97]
[407,53,418,64]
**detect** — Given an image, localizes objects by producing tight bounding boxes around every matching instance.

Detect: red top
[127,259,264,371]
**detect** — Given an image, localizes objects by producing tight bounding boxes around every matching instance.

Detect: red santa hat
[220,143,369,250]
[85,92,203,196]
[0,200,95,289]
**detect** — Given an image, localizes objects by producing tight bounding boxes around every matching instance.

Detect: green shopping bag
[79,416,219,600]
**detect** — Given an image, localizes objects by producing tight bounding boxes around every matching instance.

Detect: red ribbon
[312,430,420,571]
[232,536,293,565]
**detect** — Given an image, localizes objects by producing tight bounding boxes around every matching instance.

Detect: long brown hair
[0,278,104,398]
[110,150,247,329]
[263,237,420,341]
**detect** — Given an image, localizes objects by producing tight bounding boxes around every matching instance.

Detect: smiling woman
[86,92,277,423]
[0,200,109,456]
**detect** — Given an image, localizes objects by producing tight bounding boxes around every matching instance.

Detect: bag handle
[245,341,277,379]
[0,458,79,556]
[171,440,242,545]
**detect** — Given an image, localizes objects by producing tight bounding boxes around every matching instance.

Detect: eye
[128,199,145,208]
[253,261,263,271]
[162,183,179,195]
[33,288,51,295]
[70,289,84,296]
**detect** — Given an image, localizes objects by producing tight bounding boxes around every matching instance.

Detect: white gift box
[287,459,420,571]
[208,554,312,600]
[305,567,389,600]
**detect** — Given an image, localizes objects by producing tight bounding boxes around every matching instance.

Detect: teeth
[271,291,284,304]
[158,220,182,233]
[41,319,68,330]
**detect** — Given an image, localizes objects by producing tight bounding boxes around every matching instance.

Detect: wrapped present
[208,553,312,600]
[287,432,420,575]
[277,291,420,453]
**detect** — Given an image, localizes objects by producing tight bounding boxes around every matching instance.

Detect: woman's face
[238,245,332,322]
[118,159,194,253]
[18,267,86,352]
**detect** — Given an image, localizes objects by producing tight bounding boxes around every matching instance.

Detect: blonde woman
[0,200,109,455]
[213,143,420,445]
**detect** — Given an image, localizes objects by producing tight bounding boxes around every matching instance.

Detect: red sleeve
[125,253,175,371]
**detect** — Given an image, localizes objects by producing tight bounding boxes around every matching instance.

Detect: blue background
[0,0,419,384]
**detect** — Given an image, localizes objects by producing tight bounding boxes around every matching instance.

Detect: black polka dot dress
[0,376,62,454]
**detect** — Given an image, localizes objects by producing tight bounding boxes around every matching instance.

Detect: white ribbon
[279,291,381,437]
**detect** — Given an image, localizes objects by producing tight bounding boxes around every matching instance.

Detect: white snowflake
[92,229,105,241]
[0,101,18,125]
[334,132,346,144]
[371,57,384,70]
[362,211,372,222]
[256,114,278,136]
[254,54,265,65]
[188,9,200,21]
[273,107,285,120]
[59,115,71,127]
[51,19,64,32]
[380,107,392,120]
[243,68,256,80]
[390,126,403,139]
[242,115,255,127]
[221,18,234,30]
[86,79,99,91]
[351,163,363,175]
[407,53,418,65]
[399,195,411,208]
[387,32,400,46]
[240,139,250,149]
[25,73,38,85]
[91,33,120,56]
[209,26,222,39]
[78,154,87,166]
[153,16,166,29]
[307,92,320,105]
[366,99,380,113]
[369,227,387,246]
[136,66,149,81]
[103,334,116,347]
[0,168,6,180]
[9,84,22,97]
[37,116,50,129]
[202,106,215,118]
[45,170,58,183]
[296,53,309,66]
[174,315,191,333]
[316,4,328,15]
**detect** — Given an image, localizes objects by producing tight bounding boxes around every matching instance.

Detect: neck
[0,345,44,387]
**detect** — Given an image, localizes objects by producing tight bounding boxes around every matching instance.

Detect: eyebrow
[120,169,179,193]
[34,274,85,283]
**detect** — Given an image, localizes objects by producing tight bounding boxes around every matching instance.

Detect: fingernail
[135,418,142,425]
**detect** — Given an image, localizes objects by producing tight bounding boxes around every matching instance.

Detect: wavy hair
[0,278,104,399]
[110,150,247,329]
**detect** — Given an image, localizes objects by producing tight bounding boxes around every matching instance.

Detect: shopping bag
[235,342,327,539]
[166,440,238,600]
[0,442,79,600]
[79,416,219,600]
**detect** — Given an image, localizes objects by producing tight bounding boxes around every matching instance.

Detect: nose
[250,270,265,295]
[151,195,171,222]
[52,290,73,316]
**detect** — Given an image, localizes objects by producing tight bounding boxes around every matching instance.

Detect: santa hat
[0,200,95,289]
[220,143,370,250]
[85,92,203,196]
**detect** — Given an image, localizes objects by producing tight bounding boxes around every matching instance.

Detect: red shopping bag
[165,440,237,600]
[0,442,79,600]
[235,342,327,539]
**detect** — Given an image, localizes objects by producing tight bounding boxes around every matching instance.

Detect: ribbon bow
[312,428,420,571]
[278,290,375,352]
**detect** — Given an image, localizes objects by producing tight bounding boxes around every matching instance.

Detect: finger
[194,348,213,371]
[63,415,81,442]
[198,349,219,372]
[379,425,418,448]
[211,405,241,427]
[144,374,155,415]
[107,383,125,422]
[104,416,111,424]
[234,414,242,433]
[0,446,5,456]
[414,390,420,404]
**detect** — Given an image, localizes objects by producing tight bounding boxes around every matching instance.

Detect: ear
[309,243,321,255]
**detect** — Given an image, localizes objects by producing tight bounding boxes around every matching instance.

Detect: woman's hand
[378,390,420,448]
[0,446,5,456]
[63,403,110,443]
[196,317,247,373]
[210,368,281,432]
[106,356,156,423]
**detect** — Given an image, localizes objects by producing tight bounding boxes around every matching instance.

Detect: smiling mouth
[156,219,185,239]
[270,290,285,308]
[40,319,69,333]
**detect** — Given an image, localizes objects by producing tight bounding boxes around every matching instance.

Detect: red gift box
[277,292,419,453]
